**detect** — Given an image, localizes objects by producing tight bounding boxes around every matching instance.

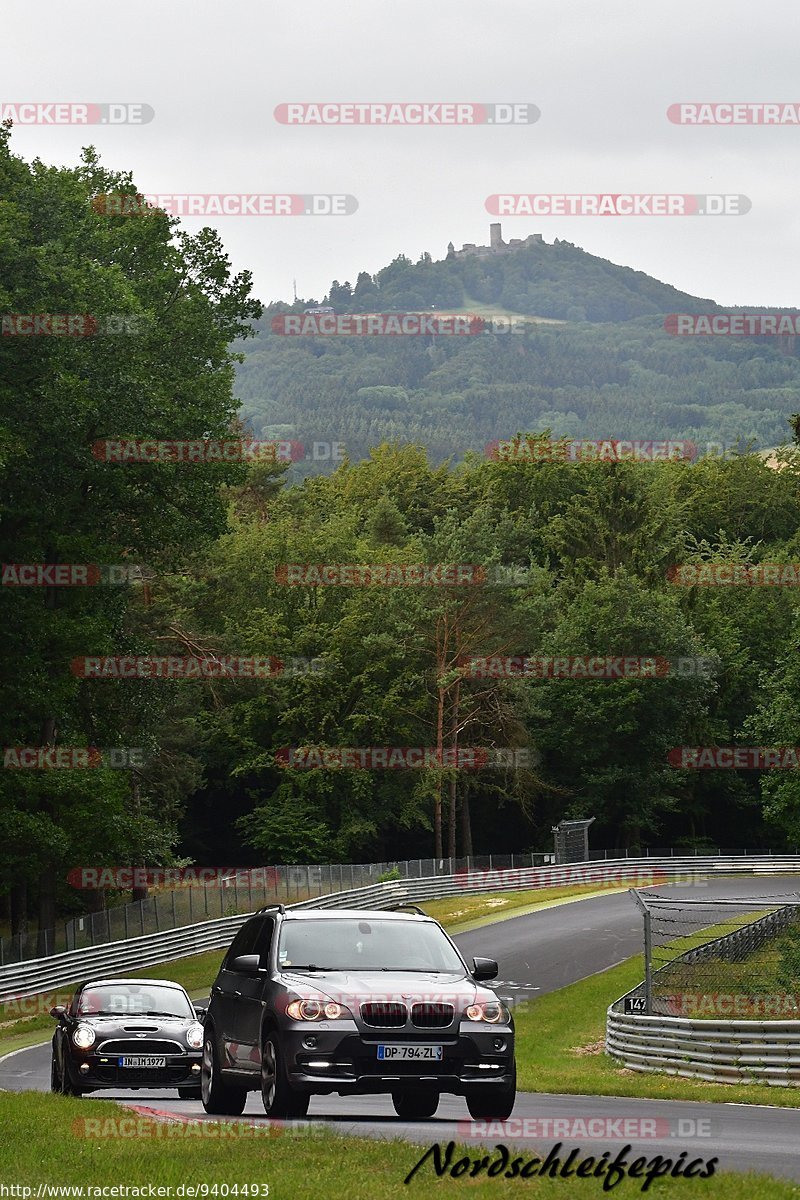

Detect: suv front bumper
[281,1022,514,1094]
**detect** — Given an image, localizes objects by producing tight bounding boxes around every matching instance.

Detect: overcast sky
[4,0,800,307]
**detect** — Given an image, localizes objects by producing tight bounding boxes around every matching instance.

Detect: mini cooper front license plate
[377,1045,443,1061]
[118,1055,167,1069]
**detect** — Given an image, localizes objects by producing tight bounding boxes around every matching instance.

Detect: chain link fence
[630,890,800,1019]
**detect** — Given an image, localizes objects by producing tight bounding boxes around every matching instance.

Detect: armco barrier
[5,855,800,1003]
[606,1006,800,1086]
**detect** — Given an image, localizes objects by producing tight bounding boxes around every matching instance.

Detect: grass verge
[0,1092,793,1198]
[420,882,639,931]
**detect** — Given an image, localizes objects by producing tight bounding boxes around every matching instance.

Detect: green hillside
[235,235,800,472]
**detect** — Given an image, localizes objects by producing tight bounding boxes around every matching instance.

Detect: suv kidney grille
[360,1002,407,1027]
[411,1003,454,1028]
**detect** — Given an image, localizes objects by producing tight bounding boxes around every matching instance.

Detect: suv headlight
[72,1024,96,1049]
[185,1022,204,1049]
[286,999,347,1021]
[465,1001,509,1024]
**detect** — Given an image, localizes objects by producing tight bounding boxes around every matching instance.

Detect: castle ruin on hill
[447,223,544,259]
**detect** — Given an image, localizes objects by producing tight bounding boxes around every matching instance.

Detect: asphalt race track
[4,877,800,1181]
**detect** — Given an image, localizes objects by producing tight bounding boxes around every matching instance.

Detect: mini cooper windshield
[73,983,195,1018]
[278,917,465,972]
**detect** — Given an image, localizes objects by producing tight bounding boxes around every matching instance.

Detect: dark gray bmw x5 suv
[202,904,516,1121]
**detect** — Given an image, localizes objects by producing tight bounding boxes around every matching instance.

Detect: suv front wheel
[260,1032,309,1119]
[465,1062,516,1120]
[201,1032,247,1115]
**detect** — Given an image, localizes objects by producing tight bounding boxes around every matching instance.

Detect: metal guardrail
[606,1008,800,1086]
[5,855,800,1003]
[0,914,249,1004]
[607,900,800,1085]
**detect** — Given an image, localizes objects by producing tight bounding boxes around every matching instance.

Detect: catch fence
[630,891,800,1018]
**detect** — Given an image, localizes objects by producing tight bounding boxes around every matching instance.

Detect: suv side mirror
[49,1005,67,1019]
[472,957,498,981]
[231,954,263,974]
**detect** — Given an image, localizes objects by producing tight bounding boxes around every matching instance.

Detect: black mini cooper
[50,978,205,1097]
[202,905,516,1120]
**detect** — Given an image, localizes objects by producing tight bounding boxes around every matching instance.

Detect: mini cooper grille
[96,1039,186,1054]
[360,1002,407,1027]
[411,1003,454,1028]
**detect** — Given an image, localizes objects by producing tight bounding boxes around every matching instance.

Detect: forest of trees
[4,128,800,938]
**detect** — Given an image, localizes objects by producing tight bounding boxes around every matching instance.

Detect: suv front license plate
[377,1045,442,1061]
[118,1055,167,1069]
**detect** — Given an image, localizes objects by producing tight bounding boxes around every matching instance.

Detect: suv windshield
[277,918,465,972]
[75,984,194,1018]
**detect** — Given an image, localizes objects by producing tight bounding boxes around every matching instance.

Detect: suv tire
[465,1062,516,1120]
[260,1032,309,1119]
[392,1091,440,1120]
[201,1031,247,1115]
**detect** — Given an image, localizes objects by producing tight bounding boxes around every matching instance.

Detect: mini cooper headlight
[185,1022,204,1049]
[286,999,344,1021]
[72,1024,96,1049]
[465,1001,509,1024]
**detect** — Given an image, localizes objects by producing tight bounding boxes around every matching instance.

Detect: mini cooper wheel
[201,1033,247,1115]
[50,1054,60,1093]
[392,1091,440,1120]
[58,1055,81,1096]
[260,1033,309,1119]
[465,1062,516,1120]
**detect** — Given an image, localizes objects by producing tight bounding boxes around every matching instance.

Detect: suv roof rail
[386,903,428,916]
[256,903,287,915]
